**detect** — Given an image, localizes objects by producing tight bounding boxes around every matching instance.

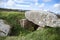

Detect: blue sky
[0,0,60,13]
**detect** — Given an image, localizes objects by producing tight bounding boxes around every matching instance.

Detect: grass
[22,27,60,40]
[0,11,60,40]
[0,11,31,37]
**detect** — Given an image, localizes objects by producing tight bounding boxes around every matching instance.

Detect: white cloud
[14,0,39,5]
[34,3,45,10]
[0,2,4,6]
[0,0,14,7]
[43,0,52,2]
[0,1,7,7]
[38,3,45,8]
[34,0,38,5]
[0,0,45,10]
[54,4,60,10]
[48,4,60,14]
[6,0,14,7]
[15,4,31,7]
[44,9,49,11]
[14,0,25,3]
[14,0,32,4]
[14,0,40,10]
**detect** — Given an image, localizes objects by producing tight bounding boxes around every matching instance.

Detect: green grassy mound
[0,11,60,40]
[22,27,60,40]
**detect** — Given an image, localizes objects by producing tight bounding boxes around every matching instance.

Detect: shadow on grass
[9,25,31,36]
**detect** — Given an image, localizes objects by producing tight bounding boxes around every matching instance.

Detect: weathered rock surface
[25,10,60,27]
[0,19,11,36]
[20,19,39,31]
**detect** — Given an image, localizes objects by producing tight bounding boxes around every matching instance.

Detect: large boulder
[25,10,60,27]
[0,19,11,36]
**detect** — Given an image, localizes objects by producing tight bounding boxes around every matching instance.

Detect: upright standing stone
[20,19,38,31]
